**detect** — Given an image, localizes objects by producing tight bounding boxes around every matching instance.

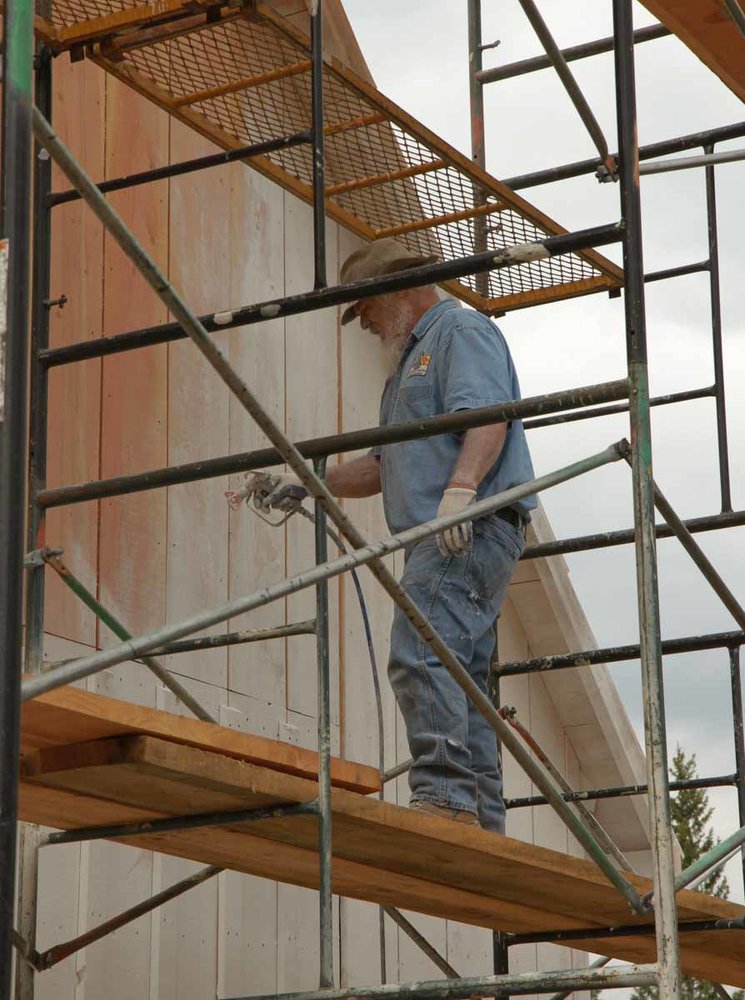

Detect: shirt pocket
[394,383,435,419]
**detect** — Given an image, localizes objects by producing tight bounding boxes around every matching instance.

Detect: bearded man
[260,238,536,832]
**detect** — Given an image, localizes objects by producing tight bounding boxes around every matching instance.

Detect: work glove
[435,485,476,557]
[256,471,308,513]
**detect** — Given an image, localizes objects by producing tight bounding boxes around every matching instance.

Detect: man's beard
[379,297,416,375]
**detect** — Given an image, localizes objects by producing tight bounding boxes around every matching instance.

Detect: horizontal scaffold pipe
[223,964,657,1000]
[639,148,745,176]
[523,507,745,560]
[495,629,745,676]
[47,801,319,845]
[47,131,313,207]
[476,23,670,84]
[523,384,713,429]
[505,773,738,810]
[501,120,745,190]
[38,222,624,368]
[36,379,628,508]
[509,916,745,946]
[24,442,626,702]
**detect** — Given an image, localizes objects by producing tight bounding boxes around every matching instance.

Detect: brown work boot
[409,800,480,826]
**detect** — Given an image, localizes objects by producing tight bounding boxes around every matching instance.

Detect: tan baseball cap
[339,238,439,326]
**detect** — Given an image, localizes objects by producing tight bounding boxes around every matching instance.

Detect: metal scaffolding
[1,0,744,998]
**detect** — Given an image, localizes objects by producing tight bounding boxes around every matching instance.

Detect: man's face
[356,291,415,344]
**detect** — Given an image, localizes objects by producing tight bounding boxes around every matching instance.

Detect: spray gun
[225,472,312,526]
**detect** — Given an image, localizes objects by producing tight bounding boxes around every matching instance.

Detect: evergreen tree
[626,746,734,1000]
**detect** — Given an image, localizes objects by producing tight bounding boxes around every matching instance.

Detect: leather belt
[494,507,524,531]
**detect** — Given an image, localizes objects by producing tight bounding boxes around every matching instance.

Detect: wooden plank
[225,160,287,711]
[20,684,381,794]
[217,870,278,996]
[35,843,83,1000]
[98,76,169,659]
[18,781,580,936]
[283,196,339,722]
[155,857,219,1000]
[165,119,231,691]
[19,735,745,985]
[45,57,106,645]
[83,840,154,998]
[641,0,745,102]
[336,227,397,771]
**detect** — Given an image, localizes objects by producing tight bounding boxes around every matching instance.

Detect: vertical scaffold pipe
[15,41,53,1000]
[467,0,488,298]
[314,457,334,988]
[310,0,327,290]
[729,646,745,894]
[704,144,732,513]
[612,1,681,996]
[0,0,34,991]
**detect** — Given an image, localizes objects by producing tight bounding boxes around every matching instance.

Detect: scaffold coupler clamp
[24,545,64,568]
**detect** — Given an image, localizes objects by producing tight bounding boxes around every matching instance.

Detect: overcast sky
[342,0,745,904]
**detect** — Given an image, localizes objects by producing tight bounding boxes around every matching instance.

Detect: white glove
[258,471,308,513]
[436,485,476,557]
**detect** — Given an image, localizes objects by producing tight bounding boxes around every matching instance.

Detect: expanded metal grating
[38,0,623,313]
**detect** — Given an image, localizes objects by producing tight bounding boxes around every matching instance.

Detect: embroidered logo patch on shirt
[407,353,432,378]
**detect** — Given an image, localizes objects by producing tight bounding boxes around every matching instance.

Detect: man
[259,238,536,832]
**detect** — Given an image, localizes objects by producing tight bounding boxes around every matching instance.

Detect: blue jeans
[388,513,525,832]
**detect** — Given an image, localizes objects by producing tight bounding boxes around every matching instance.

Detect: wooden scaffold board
[641,0,745,103]
[18,687,745,987]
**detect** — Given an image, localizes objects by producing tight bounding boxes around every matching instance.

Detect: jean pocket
[474,514,524,562]
[466,522,523,602]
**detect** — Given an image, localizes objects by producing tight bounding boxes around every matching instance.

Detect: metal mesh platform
[37,0,623,313]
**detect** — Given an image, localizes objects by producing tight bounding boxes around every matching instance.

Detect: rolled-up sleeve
[440,316,514,413]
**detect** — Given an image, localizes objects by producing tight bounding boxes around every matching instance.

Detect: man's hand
[436,485,476,557]
[252,471,308,513]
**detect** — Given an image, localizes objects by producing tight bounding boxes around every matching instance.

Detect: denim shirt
[372,299,536,536]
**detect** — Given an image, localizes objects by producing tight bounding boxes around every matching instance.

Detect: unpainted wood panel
[154,856,219,1000]
[35,842,83,1000]
[339,550,395,772]
[90,664,159,710]
[81,841,154,999]
[157,671,225,723]
[270,0,376,84]
[226,161,287,709]
[44,58,106,645]
[563,738,585,862]
[218,870,277,997]
[277,884,340,992]
[337,227,398,774]
[338,897,396,987]
[283,196,340,721]
[396,910,447,982]
[507,940,538,986]
[280,710,341,757]
[536,942,574,978]
[165,121,231,690]
[527,675,568,856]
[98,76,169,649]
[220,689,280,740]
[446,920,491,978]
[496,596,528,664]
